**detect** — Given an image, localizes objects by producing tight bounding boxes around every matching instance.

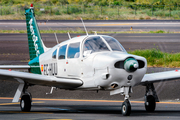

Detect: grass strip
[129,48,180,68]
[0,30,179,34]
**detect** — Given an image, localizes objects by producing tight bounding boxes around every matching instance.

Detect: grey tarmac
[0,20,180,31]
[0,97,180,120]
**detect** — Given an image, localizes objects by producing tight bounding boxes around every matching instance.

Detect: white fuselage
[39,35,147,90]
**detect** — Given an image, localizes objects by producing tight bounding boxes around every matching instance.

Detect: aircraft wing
[141,69,180,85]
[0,69,83,89]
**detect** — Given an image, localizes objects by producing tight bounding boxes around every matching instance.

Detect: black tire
[20,95,32,112]
[145,95,156,112]
[121,99,131,116]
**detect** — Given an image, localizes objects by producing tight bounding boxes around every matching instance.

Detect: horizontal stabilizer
[0,65,30,69]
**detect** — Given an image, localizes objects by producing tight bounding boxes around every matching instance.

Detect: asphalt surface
[0,20,180,31]
[0,97,180,120]
[0,33,180,119]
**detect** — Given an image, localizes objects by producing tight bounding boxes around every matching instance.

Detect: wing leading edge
[0,69,83,89]
[141,69,180,85]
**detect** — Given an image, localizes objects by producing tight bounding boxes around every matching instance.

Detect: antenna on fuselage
[93,31,97,35]
[80,18,88,36]
[54,33,59,44]
[67,32,72,39]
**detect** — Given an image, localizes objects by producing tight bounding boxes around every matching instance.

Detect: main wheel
[20,95,32,112]
[145,95,156,112]
[121,99,131,116]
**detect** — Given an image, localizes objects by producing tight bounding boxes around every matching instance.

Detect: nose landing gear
[121,99,131,116]
[120,87,132,116]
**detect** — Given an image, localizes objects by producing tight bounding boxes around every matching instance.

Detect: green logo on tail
[28,18,40,57]
[25,7,46,74]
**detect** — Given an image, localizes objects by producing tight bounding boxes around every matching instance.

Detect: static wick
[80,18,88,36]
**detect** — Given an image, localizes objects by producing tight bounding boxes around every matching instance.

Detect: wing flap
[0,69,83,89]
[141,69,180,85]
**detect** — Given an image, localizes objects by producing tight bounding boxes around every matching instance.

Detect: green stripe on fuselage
[28,57,41,74]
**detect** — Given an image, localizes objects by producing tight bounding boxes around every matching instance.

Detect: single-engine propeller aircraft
[0,4,180,116]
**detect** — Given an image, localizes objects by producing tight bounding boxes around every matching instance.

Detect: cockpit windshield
[83,36,109,57]
[102,36,124,52]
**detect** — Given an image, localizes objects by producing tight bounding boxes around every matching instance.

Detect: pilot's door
[57,44,67,77]
[66,42,81,77]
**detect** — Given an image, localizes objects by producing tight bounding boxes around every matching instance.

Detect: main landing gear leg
[144,83,159,112]
[121,87,132,116]
[20,86,32,112]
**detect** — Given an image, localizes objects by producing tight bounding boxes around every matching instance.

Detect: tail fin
[25,5,46,60]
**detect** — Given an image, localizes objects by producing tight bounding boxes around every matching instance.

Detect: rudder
[25,5,45,60]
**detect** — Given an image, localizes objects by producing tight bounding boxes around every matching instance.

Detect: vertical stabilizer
[25,4,45,60]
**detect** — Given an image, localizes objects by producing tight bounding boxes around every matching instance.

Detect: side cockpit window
[58,45,67,59]
[52,49,57,59]
[67,42,80,59]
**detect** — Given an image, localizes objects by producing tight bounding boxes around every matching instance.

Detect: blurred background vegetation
[0,0,179,20]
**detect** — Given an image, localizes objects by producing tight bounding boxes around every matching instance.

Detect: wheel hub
[21,100,25,108]
[122,105,126,113]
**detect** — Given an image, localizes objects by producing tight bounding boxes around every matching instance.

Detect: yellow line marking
[0,97,180,104]
[125,36,165,37]
[0,102,20,105]
[0,97,13,100]
[33,101,45,104]
[0,111,53,114]
[0,101,44,105]
[97,23,139,26]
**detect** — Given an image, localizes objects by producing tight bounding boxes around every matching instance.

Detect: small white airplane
[0,4,180,116]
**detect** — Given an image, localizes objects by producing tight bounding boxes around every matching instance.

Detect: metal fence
[0,5,180,20]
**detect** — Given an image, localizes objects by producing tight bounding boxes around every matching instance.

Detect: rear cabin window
[52,49,57,59]
[58,45,67,59]
[67,42,80,58]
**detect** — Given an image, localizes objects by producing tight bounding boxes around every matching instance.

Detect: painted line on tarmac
[123,36,166,37]
[96,23,180,26]
[0,97,179,104]
[0,101,44,105]
[0,111,53,114]
[44,119,72,120]
[97,23,139,26]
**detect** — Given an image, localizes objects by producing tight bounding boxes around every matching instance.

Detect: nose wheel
[20,94,32,112]
[121,99,131,116]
